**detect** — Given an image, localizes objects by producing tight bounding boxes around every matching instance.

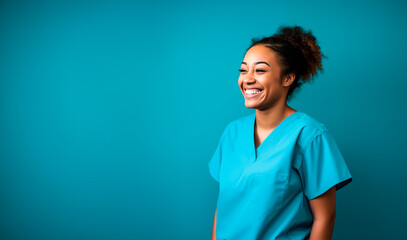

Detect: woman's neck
[255,104,297,130]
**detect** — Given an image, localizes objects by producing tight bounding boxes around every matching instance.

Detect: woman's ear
[283,73,296,87]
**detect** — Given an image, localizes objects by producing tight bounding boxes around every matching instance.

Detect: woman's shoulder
[294,111,336,150]
[219,113,252,129]
[295,111,328,133]
[217,113,254,139]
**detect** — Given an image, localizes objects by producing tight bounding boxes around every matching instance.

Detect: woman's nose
[243,76,256,83]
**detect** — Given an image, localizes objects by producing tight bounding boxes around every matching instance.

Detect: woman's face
[238,44,289,110]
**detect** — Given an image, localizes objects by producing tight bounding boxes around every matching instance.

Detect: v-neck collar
[250,111,300,161]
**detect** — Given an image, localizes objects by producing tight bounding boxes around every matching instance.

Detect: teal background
[1,0,406,239]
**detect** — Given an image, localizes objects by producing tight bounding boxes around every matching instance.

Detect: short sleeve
[299,130,352,200]
[208,127,227,183]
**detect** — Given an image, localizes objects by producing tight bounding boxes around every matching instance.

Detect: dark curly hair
[248,26,326,101]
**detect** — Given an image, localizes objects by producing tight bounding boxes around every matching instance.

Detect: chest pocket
[246,172,288,220]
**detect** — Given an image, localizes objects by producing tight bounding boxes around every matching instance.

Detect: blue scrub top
[208,111,352,240]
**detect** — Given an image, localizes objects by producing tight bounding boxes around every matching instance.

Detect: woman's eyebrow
[241,61,270,67]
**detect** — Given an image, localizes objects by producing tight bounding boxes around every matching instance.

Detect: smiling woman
[209,26,352,240]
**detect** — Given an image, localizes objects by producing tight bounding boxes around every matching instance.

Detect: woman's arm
[212,209,217,240]
[309,186,336,240]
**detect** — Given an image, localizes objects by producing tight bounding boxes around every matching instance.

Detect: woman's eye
[238,69,266,73]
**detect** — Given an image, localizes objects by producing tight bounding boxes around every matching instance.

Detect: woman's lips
[244,88,264,98]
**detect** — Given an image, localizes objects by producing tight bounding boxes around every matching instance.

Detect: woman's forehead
[243,45,276,64]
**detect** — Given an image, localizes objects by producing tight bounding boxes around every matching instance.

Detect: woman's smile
[244,88,264,98]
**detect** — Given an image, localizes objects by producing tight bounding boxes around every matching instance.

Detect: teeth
[245,89,263,94]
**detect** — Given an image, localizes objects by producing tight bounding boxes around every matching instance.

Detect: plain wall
[1,0,406,239]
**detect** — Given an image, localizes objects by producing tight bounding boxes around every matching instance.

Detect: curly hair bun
[273,26,324,82]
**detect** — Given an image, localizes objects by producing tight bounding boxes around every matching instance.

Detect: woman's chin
[243,95,265,109]
[244,101,259,109]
